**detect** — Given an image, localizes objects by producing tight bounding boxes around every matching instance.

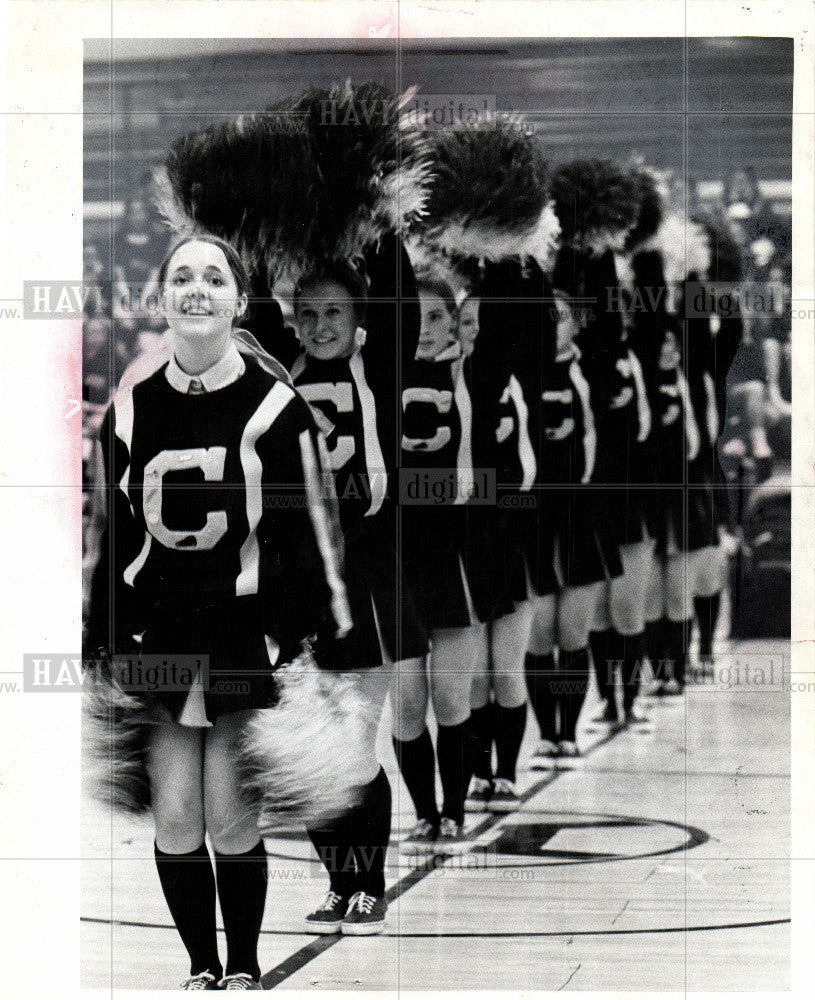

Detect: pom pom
[625,170,664,251]
[82,670,153,815]
[641,212,712,285]
[238,648,374,829]
[551,159,642,247]
[160,82,431,284]
[416,120,550,258]
[691,211,743,284]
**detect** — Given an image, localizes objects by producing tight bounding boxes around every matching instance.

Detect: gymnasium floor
[81,637,790,992]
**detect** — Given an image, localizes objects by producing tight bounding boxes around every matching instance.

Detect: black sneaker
[341,891,387,935]
[181,972,220,990]
[465,776,492,812]
[488,777,520,813]
[400,818,438,855]
[435,817,470,855]
[218,973,263,990]
[555,740,583,769]
[305,890,348,934]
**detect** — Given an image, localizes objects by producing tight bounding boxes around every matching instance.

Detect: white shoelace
[181,972,217,990]
[318,890,344,912]
[493,778,516,795]
[408,819,434,838]
[220,973,257,990]
[346,890,376,915]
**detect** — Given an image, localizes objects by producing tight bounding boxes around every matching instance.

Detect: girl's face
[457,297,480,357]
[416,290,455,361]
[554,296,579,354]
[162,241,246,343]
[295,279,358,360]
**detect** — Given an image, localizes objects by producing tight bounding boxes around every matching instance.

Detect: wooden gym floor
[81,637,790,992]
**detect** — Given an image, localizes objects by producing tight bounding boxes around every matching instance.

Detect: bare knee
[430,673,471,727]
[153,795,205,853]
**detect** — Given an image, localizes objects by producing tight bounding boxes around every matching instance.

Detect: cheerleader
[523,289,614,764]
[642,213,742,687]
[393,273,510,854]
[85,236,348,990]
[550,160,652,727]
[289,245,428,935]
[686,214,743,670]
[396,124,558,821]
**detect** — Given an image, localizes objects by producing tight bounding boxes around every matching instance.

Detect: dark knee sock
[392,729,439,826]
[665,618,691,687]
[694,593,720,658]
[525,652,558,742]
[351,767,392,898]
[154,841,222,979]
[306,808,359,899]
[494,702,528,782]
[436,719,470,826]
[213,840,268,981]
[620,632,645,713]
[558,648,591,742]
[468,701,494,780]
[589,629,616,706]
[644,617,669,686]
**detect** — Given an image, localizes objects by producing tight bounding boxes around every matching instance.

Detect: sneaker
[304,890,348,934]
[623,708,653,730]
[341,891,387,936]
[217,973,263,990]
[400,818,438,855]
[529,740,560,770]
[662,678,684,696]
[555,740,583,768]
[181,972,220,990]
[592,701,619,724]
[488,777,520,813]
[465,776,492,812]
[435,817,470,855]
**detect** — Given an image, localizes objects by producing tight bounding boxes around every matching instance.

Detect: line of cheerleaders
[88,89,744,981]
[237,160,740,934]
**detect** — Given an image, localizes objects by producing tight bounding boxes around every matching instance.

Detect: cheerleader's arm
[628,349,652,443]
[570,359,596,484]
[678,370,701,462]
[84,405,146,658]
[257,395,352,665]
[702,370,720,446]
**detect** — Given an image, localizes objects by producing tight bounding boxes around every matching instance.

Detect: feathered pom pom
[159,82,432,284]
[642,212,712,285]
[625,170,664,251]
[691,212,743,283]
[416,120,550,258]
[82,671,153,815]
[238,649,374,830]
[273,81,432,245]
[551,159,642,246]
[161,111,321,282]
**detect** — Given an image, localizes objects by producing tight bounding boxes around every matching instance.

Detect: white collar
[165,342,245,393]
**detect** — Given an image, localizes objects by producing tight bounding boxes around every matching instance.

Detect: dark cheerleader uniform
[401,338,515,630]
[554,247,650,549]
[683,274,742,536]
[290,236,429,668]
[85,344,351,723]
[535,342,622,587]
[465,257,550,604]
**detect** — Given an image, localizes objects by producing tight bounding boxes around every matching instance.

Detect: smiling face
[295,279,358,361]
[457,296,480,357]
[416,289,455,361]
[162,240,246,344]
